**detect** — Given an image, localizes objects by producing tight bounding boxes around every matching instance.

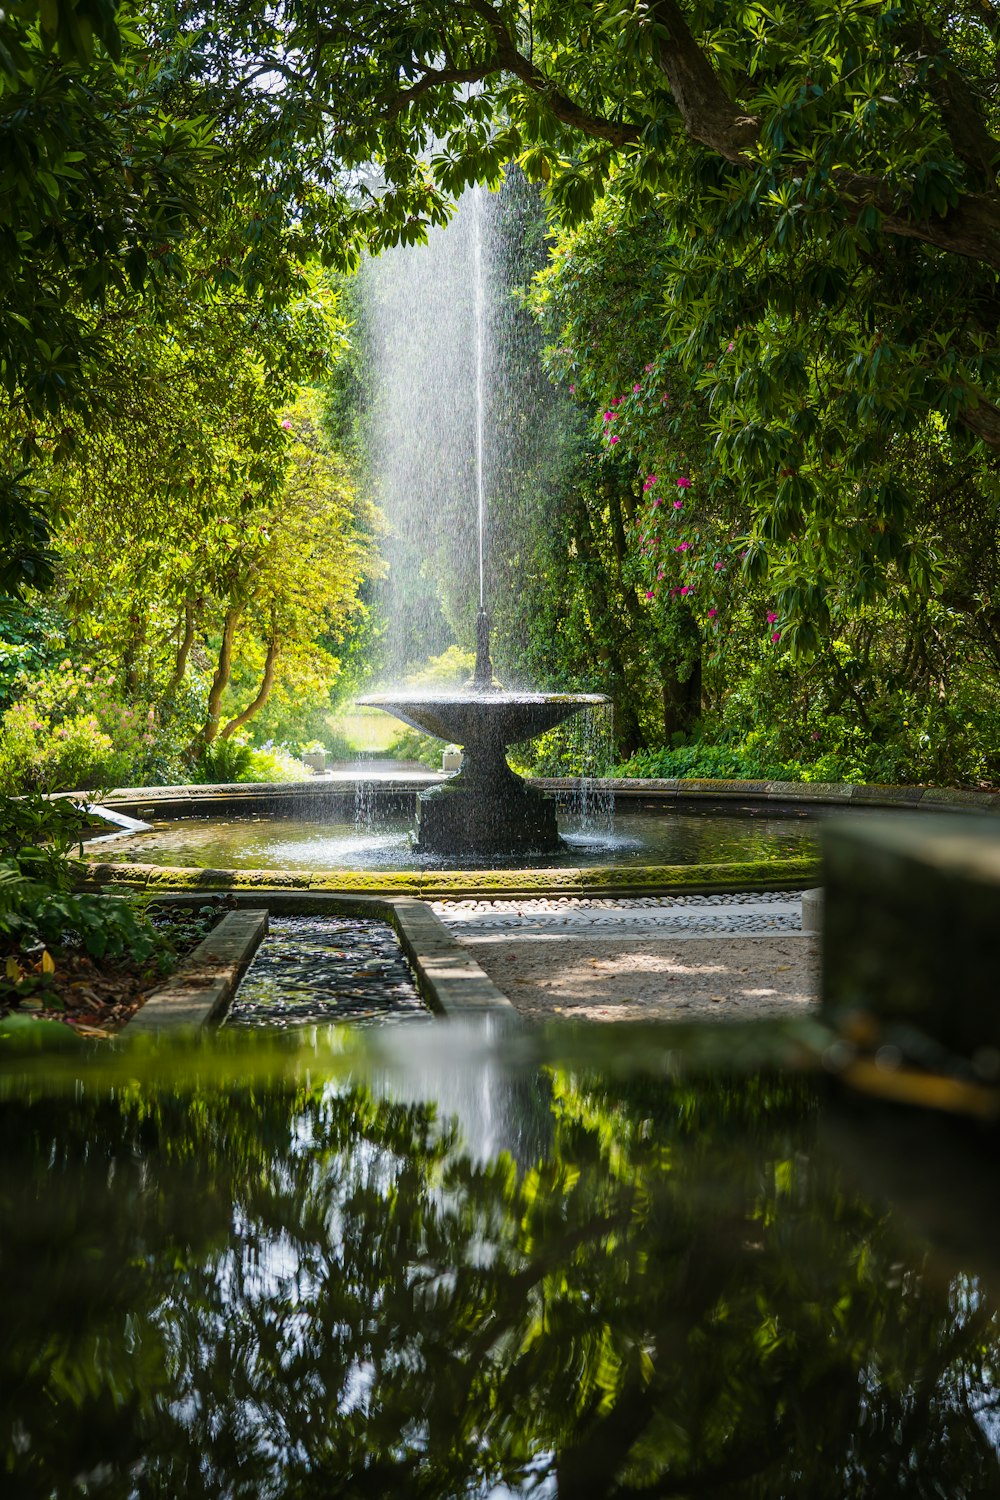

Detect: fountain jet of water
[472,186,486,609]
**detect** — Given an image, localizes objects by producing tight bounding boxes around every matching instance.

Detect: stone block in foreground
[821,815,1000,1059]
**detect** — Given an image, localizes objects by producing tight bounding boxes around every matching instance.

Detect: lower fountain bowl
[416,779,562,857]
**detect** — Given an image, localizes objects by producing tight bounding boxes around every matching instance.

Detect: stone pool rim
[78,855,821,900]
[64,776,997,899]
[71,775,1000,820]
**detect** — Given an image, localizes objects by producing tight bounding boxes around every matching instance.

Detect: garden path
[432,893,818,1023]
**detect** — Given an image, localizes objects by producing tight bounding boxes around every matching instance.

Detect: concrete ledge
[390,898,515,1016]
[143,892,515,1018]
[125,910,268,1033]
[821,815,1000,1061]
[801,887,823,934]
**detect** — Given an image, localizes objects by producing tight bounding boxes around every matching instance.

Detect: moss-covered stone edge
[76,855,820,898]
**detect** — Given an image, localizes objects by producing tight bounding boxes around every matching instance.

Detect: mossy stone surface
[79,855,818,900]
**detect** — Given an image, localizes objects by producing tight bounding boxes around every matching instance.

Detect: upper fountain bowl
[356,690,608,747]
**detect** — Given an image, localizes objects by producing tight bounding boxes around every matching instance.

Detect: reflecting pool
[2,1019,999,1496]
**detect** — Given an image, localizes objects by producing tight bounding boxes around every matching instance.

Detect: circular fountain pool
[98,804,821,872]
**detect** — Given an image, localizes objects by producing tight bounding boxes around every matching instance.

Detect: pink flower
[609,435,620,444]
[281,419,292,430]
[645,590,654,599]
[727,341,735,352]
[766,611,778,623]
[643,475,657,490]
[677,476,691,488]
[569,384,576,393]
[633,383,641,393]
[772,631,781,643]
[651,497,661,507]
[644,363,654,372]
[675,542,690,552]
[680,586,690,595]
[708,608,718,618]
[714,561,723,571]
[673,500,683,510]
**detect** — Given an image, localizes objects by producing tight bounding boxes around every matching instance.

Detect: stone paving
[431,892,818,1023]
[226,916,429,1028]
[432,890,805,937]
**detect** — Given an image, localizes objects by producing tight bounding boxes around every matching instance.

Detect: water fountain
[360,608,605,856]
[360,184,607,857]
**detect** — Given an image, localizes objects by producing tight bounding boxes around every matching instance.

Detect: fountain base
[415,773,562,857]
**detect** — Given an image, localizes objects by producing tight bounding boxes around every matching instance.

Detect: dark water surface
[2,1019,999,1497]
[101,807,820,871]
[227,916,429,1028]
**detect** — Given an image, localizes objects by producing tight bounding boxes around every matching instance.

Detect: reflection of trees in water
[1,1070,999,1497]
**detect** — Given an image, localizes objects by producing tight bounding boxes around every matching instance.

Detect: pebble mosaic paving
[225,916,430,1028]
[432,890,807,937]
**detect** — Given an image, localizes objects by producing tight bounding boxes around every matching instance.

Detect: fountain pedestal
[415,733,560,856]
[359,610,607,859]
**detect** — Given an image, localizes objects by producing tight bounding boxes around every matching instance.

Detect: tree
[163,2,1000,645]
[16,292,380,753]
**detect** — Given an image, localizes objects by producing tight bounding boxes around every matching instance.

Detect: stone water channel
[225,916,430,1028]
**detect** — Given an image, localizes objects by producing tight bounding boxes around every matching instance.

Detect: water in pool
[2,1019,998,1496]
[99,806,821,870]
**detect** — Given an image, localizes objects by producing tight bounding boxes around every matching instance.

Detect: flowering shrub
[0,662,187,793]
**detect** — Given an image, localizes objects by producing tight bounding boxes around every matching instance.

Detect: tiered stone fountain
[360,607,606,857]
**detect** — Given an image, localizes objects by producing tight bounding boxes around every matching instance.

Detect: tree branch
[192,608,240,753]
[219,631,280,738]
[459,0,641,146]
[896,19,999,187]
[956,392,1000,446]
[649,0,760,161]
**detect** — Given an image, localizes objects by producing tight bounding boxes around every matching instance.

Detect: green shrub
[0,662,188,792]
[194,737,256,784]
[389,727,448,769]
[243,745,309,782]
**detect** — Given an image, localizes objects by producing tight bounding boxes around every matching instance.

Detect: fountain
[359,181,608,858]
[360,607,605,856]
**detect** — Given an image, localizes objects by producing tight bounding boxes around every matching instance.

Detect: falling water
[472,188,486,608]
[364,186,498,675]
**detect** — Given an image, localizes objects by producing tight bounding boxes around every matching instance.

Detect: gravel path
[431,892,818,1023]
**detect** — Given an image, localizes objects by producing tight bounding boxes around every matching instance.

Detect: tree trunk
[122,601,145,697]
[219,633,280,739]
[164,602,197,700]
[662,654,702,739]
[193,609,240,751]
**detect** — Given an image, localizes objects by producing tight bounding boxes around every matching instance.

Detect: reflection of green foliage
[1,1056,998,1496]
